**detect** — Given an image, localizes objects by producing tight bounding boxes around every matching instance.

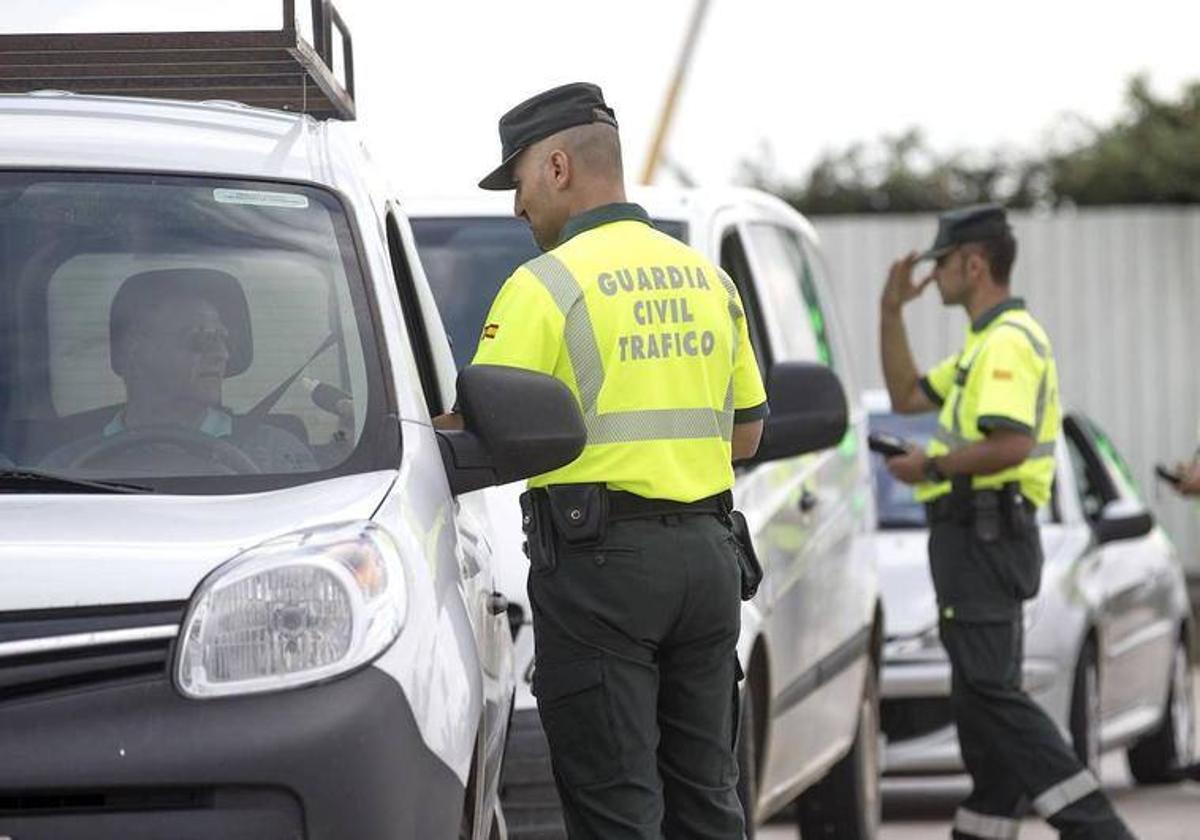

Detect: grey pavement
[760,668,1199,839]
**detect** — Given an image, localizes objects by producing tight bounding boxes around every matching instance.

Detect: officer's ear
[963,246,988,284]
[546,148,572,190]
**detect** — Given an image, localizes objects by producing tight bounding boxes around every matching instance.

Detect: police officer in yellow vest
[880,205,1135,840]
[464,83,767,839]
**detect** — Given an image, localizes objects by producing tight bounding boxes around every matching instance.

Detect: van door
[385,209,512,809]
[712,209,826,800]
[738,218,870,793]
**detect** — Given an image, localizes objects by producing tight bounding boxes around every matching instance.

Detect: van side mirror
[1093,497,1154,545]
[436,365,587,495]
[750,361,849,464]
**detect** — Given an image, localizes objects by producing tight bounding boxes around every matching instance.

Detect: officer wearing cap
[879,205,1136,839]
[450,83,768,839]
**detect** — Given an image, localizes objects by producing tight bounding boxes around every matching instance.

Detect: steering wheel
[59,426,262,475]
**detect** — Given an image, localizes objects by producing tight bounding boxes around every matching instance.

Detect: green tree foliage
[744,76,1200,215]
[1048,77,1200,205]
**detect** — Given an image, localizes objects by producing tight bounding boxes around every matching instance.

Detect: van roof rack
[0,0,356,120]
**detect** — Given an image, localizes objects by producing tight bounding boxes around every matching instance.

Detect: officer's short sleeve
[920,354,958,406]
[731,296,769,423]
[972,332,1041,436]
[470,267,564,374]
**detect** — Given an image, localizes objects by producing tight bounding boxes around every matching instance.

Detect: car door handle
[488,592,509,616]
[799,488,819,513]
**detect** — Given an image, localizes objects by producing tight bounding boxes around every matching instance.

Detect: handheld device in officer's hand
[1155,463,1184,486]
[868,431,911,458]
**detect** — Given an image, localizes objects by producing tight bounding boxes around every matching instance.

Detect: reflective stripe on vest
[933,427,1055,460]
[524,252,738,445]
[1032,769,1099,817]
[953,808,1021,839]
[943,318,1053,453]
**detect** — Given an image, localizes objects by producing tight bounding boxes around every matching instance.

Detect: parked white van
[409,187,884,840]
[0,12,598,838]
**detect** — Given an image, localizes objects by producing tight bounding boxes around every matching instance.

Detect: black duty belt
[925,485,1033,525]
[607,489,732,521]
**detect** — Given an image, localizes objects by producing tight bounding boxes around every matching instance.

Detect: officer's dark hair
[969,231,1018,285]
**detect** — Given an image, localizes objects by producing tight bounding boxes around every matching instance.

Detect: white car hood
[874,529,937,638]
[0,471,397,611]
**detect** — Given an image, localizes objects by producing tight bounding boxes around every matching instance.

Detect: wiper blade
[0,468,154,494]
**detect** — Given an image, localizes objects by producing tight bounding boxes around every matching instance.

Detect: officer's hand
[1177,461,1200,497]
[885,447,926,486]
[433,412,465,431]
[881,252,934,313]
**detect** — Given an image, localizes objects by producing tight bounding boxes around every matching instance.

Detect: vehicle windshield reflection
[0,172,392,493]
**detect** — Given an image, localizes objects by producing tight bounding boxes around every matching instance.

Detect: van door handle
[488,592,509,616]
[799,489,819,513]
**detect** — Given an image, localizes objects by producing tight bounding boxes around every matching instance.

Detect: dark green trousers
[527,514,745,840]
[930,520,1135,840]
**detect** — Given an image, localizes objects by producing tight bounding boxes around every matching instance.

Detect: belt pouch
[546,483,608,546]
[728,510,764,600]
[1003,485,1034,535]
[972,492,1002,543]
[520,490,558,573]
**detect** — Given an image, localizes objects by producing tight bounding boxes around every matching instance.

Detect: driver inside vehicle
[41,268,317,475]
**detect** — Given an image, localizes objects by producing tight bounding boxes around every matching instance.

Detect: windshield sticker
[213,188,310,209]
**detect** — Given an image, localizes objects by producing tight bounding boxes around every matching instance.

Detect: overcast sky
[7,0,1198,196]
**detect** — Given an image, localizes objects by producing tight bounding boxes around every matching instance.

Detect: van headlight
[174,521,406,699]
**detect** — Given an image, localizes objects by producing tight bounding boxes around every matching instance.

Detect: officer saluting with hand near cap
[880,204,1136,840]
[443,83,769,839]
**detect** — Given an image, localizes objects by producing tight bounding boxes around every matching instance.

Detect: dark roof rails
[0,0,356,120]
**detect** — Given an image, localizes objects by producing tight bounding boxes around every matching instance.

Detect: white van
[0,13,595,839]
[409,187,884,839]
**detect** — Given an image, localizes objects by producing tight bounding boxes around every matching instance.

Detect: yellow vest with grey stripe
[471,202,768,502]
[916,298,1059,507]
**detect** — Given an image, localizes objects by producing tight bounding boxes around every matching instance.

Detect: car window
[1064,433,1105,519]
[412,215,687,369]
[0,172,391,492]
[756,223,840,373]
[1086,419,1143,503]
[718,227,771,377]
[1062,416,1133,519]
[742,223,821,364]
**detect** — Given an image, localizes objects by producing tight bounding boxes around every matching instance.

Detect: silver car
[867,391,1196,783]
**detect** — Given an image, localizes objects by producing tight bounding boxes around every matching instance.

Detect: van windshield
[0,172,393,493]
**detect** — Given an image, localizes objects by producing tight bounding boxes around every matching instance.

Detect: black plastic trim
[0,666,465,840]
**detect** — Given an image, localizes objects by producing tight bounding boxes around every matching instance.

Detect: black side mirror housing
[436,365,587,495]
[1093,498,1155,545]
[750,361,849,464]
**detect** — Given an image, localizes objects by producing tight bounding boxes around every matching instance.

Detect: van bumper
[0,665,464,839]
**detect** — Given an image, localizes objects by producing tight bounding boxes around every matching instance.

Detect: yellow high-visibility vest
[916,299,1059,508]
[471,203,768,502]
